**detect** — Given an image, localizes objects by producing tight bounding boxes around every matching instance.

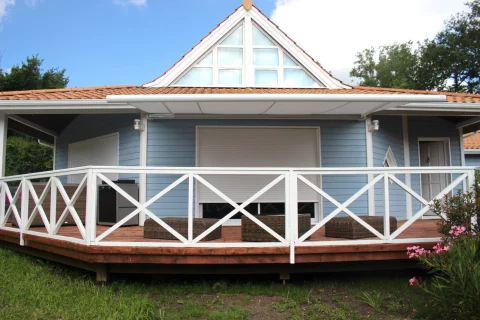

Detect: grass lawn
[0,247,432,320]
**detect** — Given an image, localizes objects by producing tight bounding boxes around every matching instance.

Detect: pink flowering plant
[407,187,480,319]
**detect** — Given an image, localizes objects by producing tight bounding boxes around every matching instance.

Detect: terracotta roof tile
[464,132,480,149]
[0,85,479,103]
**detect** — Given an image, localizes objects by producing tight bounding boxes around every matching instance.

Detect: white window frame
[172,17,323,88]
[383,147,398,168]
[175,23,245,87]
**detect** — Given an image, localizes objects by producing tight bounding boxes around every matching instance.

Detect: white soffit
[109,94,447,116]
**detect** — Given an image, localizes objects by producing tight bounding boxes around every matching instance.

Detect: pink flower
[449,226,466,237]
[407,246,430,258]
[409,277,419,286]
[443,245,450,252]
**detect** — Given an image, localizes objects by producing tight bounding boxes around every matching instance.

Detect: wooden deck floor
[16,219,441,243]
[0,220,441,269]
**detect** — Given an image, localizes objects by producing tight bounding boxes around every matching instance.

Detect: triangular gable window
[176,25,244,87]
[173,21,323,88]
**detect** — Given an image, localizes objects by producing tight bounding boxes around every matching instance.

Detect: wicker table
[325,216,397,239]
[241,214,311,242]
[144,217,222,241]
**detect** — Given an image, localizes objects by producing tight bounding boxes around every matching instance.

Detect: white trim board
[383,147,398,167]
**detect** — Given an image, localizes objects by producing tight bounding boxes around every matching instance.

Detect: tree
[430,0,480,93]
[0,55,66,175]
[350,1,480,93]
[350,42,423,89]
[5,133,53,177]
[0,55,69,91]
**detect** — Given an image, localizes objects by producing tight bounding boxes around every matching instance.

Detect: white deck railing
[0,166,476,263]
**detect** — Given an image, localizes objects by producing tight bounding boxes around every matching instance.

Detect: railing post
[466,169,477,229]
[289,170,298,264]
[0,182,5,226]
[49,178,57,235]
[284,172,290,246]
[85,169,97,245]
[383,173,390,240]
[20,177,29,246]
[187,173,193,243]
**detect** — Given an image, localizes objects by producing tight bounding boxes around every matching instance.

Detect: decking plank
[0,220,440,265]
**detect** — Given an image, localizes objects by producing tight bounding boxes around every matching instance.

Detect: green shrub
[410,235,480,319]
[430,190,479,237]
[408,184,480,320]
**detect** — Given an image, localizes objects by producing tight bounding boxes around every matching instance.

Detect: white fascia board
[464,149,480,155]
[0,99,137,114]
[107,94,446,104]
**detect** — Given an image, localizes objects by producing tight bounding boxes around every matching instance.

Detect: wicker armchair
[241,214,311,242]
[325,216,397,239]
[144,217,222,241]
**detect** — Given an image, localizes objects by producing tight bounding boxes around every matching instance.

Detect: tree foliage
[0,55,66,175]
[351,0,480,93]
[0,55,69,92]
[5,133,53,177]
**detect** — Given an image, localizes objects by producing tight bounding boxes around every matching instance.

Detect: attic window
[383,147,397,167]
[175,25,244,86]
[172,19,325,88]
[252,25,320,88]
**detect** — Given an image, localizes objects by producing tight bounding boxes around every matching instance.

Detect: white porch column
[402,116,412,218]
[459,127,467,191]
[365,116,375,216]
[138,112,148,226]
[0,114,8,177]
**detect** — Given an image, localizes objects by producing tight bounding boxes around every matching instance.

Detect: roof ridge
[355,86,480,97]
[0,85,137,96]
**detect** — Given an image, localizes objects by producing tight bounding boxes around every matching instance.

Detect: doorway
[418,139,451,217]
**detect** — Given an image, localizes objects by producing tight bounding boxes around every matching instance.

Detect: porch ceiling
[106,94,447,117]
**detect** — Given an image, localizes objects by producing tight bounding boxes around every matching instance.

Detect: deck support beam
[95,264,108,286]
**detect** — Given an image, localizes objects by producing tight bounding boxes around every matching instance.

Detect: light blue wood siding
[465,154,480,167]
[372,116,407,219]
[408,116,463,212]
[55,114,141,181]
[147,119,368,218]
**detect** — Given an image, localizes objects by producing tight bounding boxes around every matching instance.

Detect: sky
[0,0,470,87]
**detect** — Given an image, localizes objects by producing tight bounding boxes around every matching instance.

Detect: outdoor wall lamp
[369,120,380,132]
[134,119,144,131]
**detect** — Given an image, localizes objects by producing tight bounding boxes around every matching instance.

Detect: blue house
[0,0,479,279]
